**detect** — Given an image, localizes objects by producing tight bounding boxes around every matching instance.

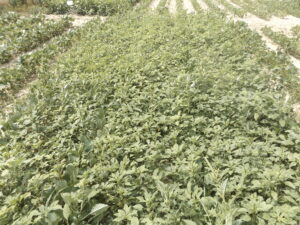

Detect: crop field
[262,26,300,59]
[41,0,141,15]
[0,13,72,64]
[0,0,300,225]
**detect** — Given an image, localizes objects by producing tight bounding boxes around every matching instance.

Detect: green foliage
[292,25,300,38]
[41,0,140,15]
[231,0,300,18]
[0,11,300,225]
[218,0,245,17]
[0,11,20,25]
[0,20,78,102]
[0,13,72,64]
[8,0,26,7]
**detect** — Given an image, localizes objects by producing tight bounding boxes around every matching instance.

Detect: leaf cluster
[40,0,140,16]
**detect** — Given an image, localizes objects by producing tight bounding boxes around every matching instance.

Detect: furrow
[196,0,209,10]
[150,0,161,9]
[168,0,177,14]
[224,0,242,9]
[183,0,196,14]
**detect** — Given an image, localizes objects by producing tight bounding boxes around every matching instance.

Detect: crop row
[0,14,72,64]
[0,19,82,103]
[1,11,300,224]
[262,27,300,60]
[3,0,141,16]
[0,11,20,25]
[1,14,43,36]
[231,0,300,18]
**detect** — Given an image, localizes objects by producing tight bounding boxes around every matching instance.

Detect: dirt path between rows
[226,0,241,9]
[45,14,98,27]
[1,15,105,117]
[196,0,209,11]
[294,104,300,122]
[150,0,161,9]
[240,14,300,37]
[223,0,300,120]
[211,0,226,10]
[168,0,176,14]
[221,0,300,70]
[0,15,99,70]
[148,0,300,70]
[148,0,300,120]
[224,0,300,36]
[182,0,195,14]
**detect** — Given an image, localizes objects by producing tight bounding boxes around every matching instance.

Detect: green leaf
[63,204,71,220]
[183,219,197,225]
[279,119,285,127]
[254,113,259,121]
[131,217,139,225]
[90,203,109,216]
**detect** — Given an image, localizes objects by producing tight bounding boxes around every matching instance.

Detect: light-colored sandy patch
[233,16,300,69]
[0,0,8,4]
[196,0,209,11]
[45,14,63,21]
[289,56,300,70]
[210,0,226,10]
[293,104,300,122]
[1,79,36,117]
[71,15,98,27]
[225,0,242,9]
[45,14,100,27]
[255,30,300,69]
[255,30,278,51]
[168,0,176,14]
[256,30,300,70]
[1,103,13,116]
[150,0,161,9]
[183,0,196,14]
[134,2,142,9]
[239,14,300,37]
[228,11,300,69]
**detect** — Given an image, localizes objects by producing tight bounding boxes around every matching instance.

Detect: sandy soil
[239,14,300,37]
[168,0,177,14]
[222,0,300,119]
[150,0,161,9]
[183,0,196,14]
[219,1,300,69]
[196,0,209,11]
[237,19,300,69]
[211,0,226,10]
[293,104,300,122]
[236,14,300,69]
[224,0,300,36]
[45,14,101,27]
[0,0,8,4]
[254,29,300,69]
[225,0,242,9]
